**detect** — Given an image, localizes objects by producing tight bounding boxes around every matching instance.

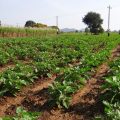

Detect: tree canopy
[25,20,48,28]
[83,12,104,34]
[24,20,36,27]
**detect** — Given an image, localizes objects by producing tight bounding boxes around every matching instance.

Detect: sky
[0,0,120,30]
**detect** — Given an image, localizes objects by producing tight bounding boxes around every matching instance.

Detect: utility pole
[107,5,112,36]
[56,16,58,27]
[56,16,59,34]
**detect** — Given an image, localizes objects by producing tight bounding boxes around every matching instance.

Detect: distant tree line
[24,20,59,30]
[2,11,120,35]
[24,20,47,28]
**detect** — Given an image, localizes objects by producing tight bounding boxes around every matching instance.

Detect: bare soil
[0,44,120,119]
[0,59,32,73]
[38,65,108,120]
[0,74,56,117]
[38,44,120,120]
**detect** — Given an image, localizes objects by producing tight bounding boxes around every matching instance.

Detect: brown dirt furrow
[39,109,82,120]
[0,59,32,73]
[39,78,104,120]
[0,75,56,117]
[110,44,120,60]
[38,64,108,120]
[1,44,120,120]
[0,64,15,73]
[39,44,120,120]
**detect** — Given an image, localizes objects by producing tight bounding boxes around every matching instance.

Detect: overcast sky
[0,0,119,30]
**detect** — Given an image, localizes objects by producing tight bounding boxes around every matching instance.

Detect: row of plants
[0,34,119,67]
[0,63,37,96]
[48,48,111,109]
[0,61,57,96]
[0,107,40,120]
[49,66,86,108]
[46,34,120,109]
[0,34,120,119]
[0,34,120,98]
[96,58,120,120]
[0,26,57,37]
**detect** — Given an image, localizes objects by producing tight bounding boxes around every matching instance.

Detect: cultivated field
[0,26,57,38]
[0,33,119,120]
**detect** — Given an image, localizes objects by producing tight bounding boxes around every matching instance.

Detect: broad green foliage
[0,107,40,120]
[0,33,120,113]
[0,64,37,96]
[100,58,120,119]
[49,67,85,108]
[103,102,120,120]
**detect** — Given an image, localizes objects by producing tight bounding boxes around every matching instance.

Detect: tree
[83,12,104,35]
[25,20,36,27]
[85,27,89,35]
[119,30,120,35]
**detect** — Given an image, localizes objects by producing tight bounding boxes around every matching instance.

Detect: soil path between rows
[39,64,108,120]
[39,44,120,120]
[0,75,56,117]
[0,59,81,117]
[0,44,120,119]
[0,60,32,73]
